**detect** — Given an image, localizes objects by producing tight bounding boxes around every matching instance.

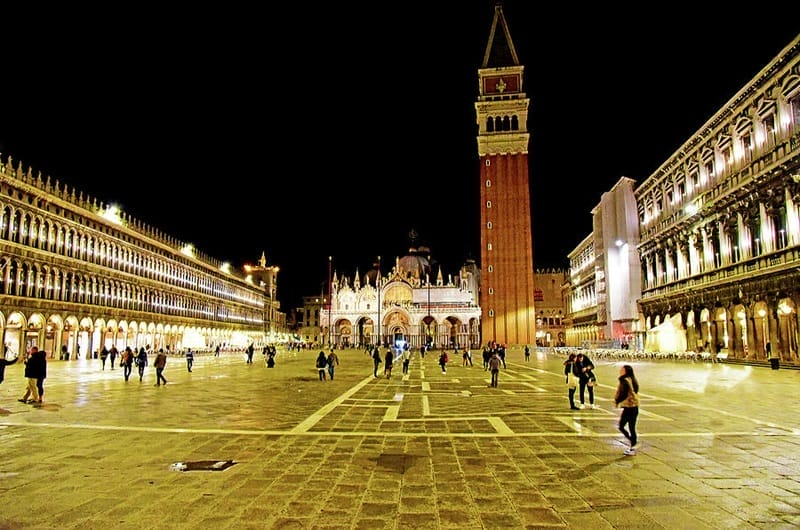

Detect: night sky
[1,3,797,311]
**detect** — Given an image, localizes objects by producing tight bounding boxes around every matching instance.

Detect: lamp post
[376,256,381,348]
[327,256,333,347]
[426,254,431,348]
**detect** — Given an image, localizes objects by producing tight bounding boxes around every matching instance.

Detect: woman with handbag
[614,364,640,455]
[563,353,580,410]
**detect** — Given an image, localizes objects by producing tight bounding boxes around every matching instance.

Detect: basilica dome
[398,244,431,280]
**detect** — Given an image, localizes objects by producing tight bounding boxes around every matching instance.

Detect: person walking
[33,349,47,404]
[564,353,580,410]
[19,346,45,406]
[185,348,194,372]
[154,349,168,386]
[372,346,382,378]
[498,344,507,368]
[316,351,327,381]
[401,348,411,375]
[384,348,394,379]
[488,351,501,387]
[438,350,448,374]
[575,353,596,409]
[614,364,640,455]
[326,350,339,380]
[100,346,109,370]
[121,347,134,381]
[136,346,148,382]
[246,343,255,364]
[524,344,530,362]
[109,346,118,369]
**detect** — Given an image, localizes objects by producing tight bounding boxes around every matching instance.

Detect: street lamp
[426,255,431,348]
[328,256,333,347]
[377,256,381,348]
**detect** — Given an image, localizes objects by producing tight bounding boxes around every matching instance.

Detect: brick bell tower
[476,3,536,346]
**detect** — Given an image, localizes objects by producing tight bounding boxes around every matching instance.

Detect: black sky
[1,3,798,311]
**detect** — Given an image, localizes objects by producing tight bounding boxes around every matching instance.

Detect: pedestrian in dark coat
[372,347,382,378]
[19,347,45,405]
[136,347,148,382]
[614,364,640,455]
[384,349,394,379]
[316,351,327,381]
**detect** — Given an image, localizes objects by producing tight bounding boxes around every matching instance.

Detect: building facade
[476,3,537,347]
[636,35,800,364]
[563,34,800,366]
[0,155,287,360]
[320,239,481,350]
[533,269,567,347]
[563,178,642,349]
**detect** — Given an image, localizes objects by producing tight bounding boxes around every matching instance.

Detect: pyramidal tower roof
[481,2,520,68]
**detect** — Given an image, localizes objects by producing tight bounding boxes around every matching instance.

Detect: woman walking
[384,348,394,379]
[614,364,640,455]
[564,353,580,410]
[316,351,328,381]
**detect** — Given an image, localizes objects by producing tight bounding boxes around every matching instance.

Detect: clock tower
[476,3,536,346]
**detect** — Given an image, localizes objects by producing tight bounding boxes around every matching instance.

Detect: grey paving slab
[0,347,799,529]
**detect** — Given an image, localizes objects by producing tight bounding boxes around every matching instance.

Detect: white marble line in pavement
[289,373,375,434]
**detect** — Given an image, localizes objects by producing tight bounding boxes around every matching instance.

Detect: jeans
[490,369,499,387]
[579,380,594,405]
[619,406,639,447]
[123,364,132,380]
[156,367,167,385]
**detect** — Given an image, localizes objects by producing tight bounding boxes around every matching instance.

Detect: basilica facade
[320,241,481,350]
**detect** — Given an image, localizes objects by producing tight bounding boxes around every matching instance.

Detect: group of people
[564,351,641,455]
[315,350,340,381]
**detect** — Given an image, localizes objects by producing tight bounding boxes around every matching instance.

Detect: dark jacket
[25,351,47,379]
[576,356,595,382]
[136,348,148,367]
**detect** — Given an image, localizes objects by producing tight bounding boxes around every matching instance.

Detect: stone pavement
[1,346,799,529]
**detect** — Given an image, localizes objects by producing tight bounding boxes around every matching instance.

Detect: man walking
[488,351,501,388]
[19,346,44,405]
[326,350,339,380]
[185,348,194,372]
[154,348,168,386]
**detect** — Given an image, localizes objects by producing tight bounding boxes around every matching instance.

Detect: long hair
[622,364,639,393]
[564,353,576,365]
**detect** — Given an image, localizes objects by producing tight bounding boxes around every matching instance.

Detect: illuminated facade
[636,35,800,364]
[563,178,642,348]
[476,4,537,346]
[0,156,286,359]
[533,269,567,347]
[564,35,800,365]
[320,240,481,350]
